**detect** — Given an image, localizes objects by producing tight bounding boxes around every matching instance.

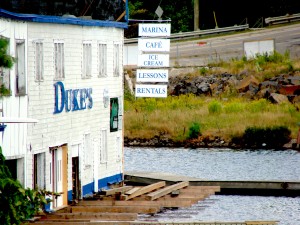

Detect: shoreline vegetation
[124,52,300,150]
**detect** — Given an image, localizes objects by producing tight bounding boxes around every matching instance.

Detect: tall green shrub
[0,147,48,225]
[0,38,14,68]
[208,100,222,114]
[188,122,201,139]
[243,126,291,149]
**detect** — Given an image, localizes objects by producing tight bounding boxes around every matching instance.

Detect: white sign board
[136,69,169,83]
[244,39,274,59]
[135,84,168,98]
[139,23,171,37]
[138,38,170,52]
[138,54,169,67]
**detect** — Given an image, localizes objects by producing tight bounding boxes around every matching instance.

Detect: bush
[243,126,291,149]
[208,100,222,114]
[0,147,49,225]
[188,122,201,139]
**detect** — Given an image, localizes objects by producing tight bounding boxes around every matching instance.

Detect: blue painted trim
[98,173,123,191]
[67,173,123,201]
[0,8,128,29]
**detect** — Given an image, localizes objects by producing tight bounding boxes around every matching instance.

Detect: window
[82,42,92,78]
[84,133,92,166]
[34,153,46,189]
[0,37,11,96]
[34,41,43,82]
[54,41,64,80]
[116,136,121,162]
[113,43,120,77]
[16,40,26,96]
[98,43,107,77]
[110,98,119,132]
[0,66,10,96]
[100,129,107,163]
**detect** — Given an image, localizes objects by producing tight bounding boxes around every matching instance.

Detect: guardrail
[125,24,249,44]
[265,13,300,25]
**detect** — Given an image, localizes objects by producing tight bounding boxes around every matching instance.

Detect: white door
[53,147,63,207]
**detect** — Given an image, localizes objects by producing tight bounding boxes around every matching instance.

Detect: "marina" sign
[139,23,171,37]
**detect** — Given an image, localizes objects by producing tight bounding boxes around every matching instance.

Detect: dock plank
[123,181,166,200]
[146,181,189,200]
[43,212,137,221]
[70,205,161,214]
[101,186,133,196]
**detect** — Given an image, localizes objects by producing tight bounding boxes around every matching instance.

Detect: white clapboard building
[0,8,126,208]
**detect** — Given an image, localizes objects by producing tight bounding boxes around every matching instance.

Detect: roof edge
[0,8,128,29]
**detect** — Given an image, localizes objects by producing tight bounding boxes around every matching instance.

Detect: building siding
[0,12,125,204]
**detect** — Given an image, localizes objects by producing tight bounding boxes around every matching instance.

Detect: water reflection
[124,147,300,225]
[125,147,300,181]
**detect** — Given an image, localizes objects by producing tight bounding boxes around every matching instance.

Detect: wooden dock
[30,179,278,225]
[125,171,300,196]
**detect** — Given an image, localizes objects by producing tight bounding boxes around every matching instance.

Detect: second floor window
[54,42,64,80]
[16,40,26,96]
[82,42,92,79]
[35,42,43,82]
[98,43,107,77]
[113,43,120,77]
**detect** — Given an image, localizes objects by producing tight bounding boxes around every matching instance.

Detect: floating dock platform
[125,171,300,196]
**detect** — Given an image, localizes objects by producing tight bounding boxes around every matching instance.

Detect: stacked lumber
[32,182,220,224]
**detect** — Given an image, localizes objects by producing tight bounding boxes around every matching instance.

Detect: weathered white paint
[0,117,38,123]
[0,14,125,201]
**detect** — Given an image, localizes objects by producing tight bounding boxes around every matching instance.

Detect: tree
[0,147,48,225]
[0,38,14,69]
[0,38,14,96]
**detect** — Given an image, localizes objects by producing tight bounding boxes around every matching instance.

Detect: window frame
[113,42,121,77]
[100,129,108,163]
[15,39,26,96]
[54,40,65,80]
[82,41,92,79]
[34,40,44,82]
[84,133,92,166]
[98,42,107,78]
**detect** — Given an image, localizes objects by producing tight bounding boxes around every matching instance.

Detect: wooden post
[194,0,200,31]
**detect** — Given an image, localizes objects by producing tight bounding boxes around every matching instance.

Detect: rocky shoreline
[125,68,300,150]
[124,136,298,150]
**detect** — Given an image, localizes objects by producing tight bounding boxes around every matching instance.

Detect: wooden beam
[116,11,126,22]
[71,205,160,214]
[125,187,141,195]
[101,186,133,196]
[77,199,195,208]
[78,200,161,207]
[44,212,137,221]
[146,181,189,201]
[123,181,166,200]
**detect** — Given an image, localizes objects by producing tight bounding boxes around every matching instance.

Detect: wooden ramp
[31,181,221,224]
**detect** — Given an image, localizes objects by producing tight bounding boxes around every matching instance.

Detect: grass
[124,52,300,143]
[124,95,300,142]
[172,51,300,82]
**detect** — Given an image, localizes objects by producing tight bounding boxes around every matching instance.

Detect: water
[124,147,300,224]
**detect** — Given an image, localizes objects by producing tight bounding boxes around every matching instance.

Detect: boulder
[236,75,260,92]
[269,93,289,104]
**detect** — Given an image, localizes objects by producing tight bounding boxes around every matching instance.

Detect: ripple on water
[125,147,300,225]
[125,147,300,181]
[137,196,300,225]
